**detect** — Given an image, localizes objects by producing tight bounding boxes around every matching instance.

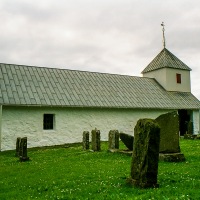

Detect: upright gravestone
[83,131,90,150]
[156,111,185,162]
[108,130,119,150]
[91,129,101,151]
[129,119,160,188]
[15,137,21,157]
[19,137,29,162]
[119,132,134,151]
[156,111,180,153]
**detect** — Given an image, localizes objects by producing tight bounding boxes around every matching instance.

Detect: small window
[43,114,54,130]
[176,73,181,84]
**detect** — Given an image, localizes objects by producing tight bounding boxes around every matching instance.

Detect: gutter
[0,105,2,151]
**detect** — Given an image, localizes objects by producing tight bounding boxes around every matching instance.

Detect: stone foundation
[159,153,185,162]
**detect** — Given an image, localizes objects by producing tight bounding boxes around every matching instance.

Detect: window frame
[43,114,55,130]
[176,73,181,84]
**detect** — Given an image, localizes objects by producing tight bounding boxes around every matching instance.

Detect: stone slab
[130,119,160,188]
[91,129,101,151]
[108,130,119,150]
[108,149,132,156]
[156,111,180,153]
[83,131,90,150]
[159,153,185,162]
[119,133,134,150]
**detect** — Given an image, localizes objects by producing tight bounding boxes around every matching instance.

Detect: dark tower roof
[142,48,192,74]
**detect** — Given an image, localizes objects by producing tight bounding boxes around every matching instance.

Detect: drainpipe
[0,105,2,151]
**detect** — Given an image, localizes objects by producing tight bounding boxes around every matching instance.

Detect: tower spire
[161,22,166,48]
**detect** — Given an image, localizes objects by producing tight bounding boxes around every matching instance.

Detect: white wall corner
[199,109,200,134]
[192,110,200,134]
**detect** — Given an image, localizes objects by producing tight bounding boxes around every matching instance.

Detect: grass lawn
[0,139,200,200]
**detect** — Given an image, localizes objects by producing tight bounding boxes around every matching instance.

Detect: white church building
[0,47,200,151]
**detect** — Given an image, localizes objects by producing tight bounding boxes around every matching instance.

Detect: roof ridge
[0,62,140,79]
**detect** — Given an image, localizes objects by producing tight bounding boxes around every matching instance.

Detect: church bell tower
[141,23,191,92]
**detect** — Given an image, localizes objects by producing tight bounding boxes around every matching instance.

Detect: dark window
[176,73,181,84]
[43,114,54,130]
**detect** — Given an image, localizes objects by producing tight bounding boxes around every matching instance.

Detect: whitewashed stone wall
[1,106,174,151]
[192,110,200,134]
[0,105,2,150]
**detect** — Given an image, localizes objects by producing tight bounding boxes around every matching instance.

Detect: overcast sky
[0,0,200,99]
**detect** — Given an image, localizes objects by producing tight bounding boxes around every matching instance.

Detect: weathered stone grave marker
[128,119,160,188]
[156,111,185,162]
[156,111,180,153]
[91,128,101,151]
[119,132,134,151]
[108,130,119,150]
[15,137,21,157]
[83,131,90,150]
[19,137,29,162]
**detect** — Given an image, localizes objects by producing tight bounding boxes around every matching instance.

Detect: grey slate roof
[0,63,200,109]
[142,48,192,73]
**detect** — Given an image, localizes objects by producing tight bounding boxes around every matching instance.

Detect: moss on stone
[130,118,160,188]
[108,130,119,150]
[91,129,101,151]
[156,111,180,153]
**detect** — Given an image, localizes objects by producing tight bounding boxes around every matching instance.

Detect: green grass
[0,140,200,200]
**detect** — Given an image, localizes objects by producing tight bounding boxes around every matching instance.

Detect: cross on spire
[161,22,166,48]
